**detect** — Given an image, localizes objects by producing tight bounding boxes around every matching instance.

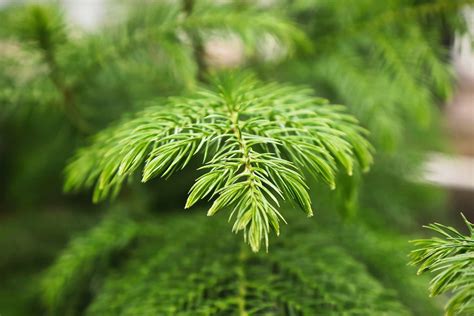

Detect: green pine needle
[410,214,474,315]
[65,73,373,252]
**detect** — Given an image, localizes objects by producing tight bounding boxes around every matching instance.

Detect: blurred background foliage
[0,0,472,315]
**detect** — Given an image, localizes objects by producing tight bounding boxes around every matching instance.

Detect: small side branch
[40,42,90,133]
[182,0,207,82]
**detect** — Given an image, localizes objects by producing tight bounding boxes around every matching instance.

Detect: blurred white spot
[423,154,474,190]
[62,0,107,31]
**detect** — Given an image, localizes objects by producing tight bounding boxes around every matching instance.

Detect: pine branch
[19,5,91,133]
[184,1,308,55]
[309,0,471,44]
[182,0,207,81]
[366,0,474,29]
[65,73,373,252]
[40,211,138,315]
[410,214,474,315]
[371,33,433,126]
[73,0,307,88]
[1,1,306,128]
[63,210,413,315]
[84,213,235,315]
[281,0,460,151]
[332,215,440,315]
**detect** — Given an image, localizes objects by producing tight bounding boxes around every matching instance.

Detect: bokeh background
[0,0,473,315]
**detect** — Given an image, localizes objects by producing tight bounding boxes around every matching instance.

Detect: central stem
[236,245,249,316]
[230,110,253,176]
[40,38,90,133]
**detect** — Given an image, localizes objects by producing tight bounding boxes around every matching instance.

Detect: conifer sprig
[65,74,373,251]
[410,214,474,315]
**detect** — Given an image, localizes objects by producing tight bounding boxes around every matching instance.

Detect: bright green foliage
[65,74,372,252]
[0,1,466,315]
[410,215,474,315]
[0,0,306,208]
[180,0,308,53]
[332,218,441,315]
[39,209,438,315]
[0,209,97,316]
[0,1,306,127]
[0,0,306,131]
[266,0,471,150]
[40,211,138,315]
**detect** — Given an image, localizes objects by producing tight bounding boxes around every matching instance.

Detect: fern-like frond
[410,214,474,315]
[65,73,373,252]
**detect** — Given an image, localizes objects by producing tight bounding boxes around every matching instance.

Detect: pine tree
[0,0,471,315]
